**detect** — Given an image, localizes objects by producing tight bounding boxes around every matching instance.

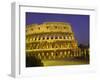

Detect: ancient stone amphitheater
[26,22,85,61]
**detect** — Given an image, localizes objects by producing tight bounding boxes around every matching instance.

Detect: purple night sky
[26,12,89,45]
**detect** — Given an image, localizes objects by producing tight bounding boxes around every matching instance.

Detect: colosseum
[26,22,89,67]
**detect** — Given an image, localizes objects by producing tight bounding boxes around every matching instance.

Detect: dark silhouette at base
[26,55,44,67]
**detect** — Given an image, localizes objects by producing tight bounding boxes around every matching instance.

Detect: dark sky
[26,12,89,45]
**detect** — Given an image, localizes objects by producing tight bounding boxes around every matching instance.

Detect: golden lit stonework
[26,22,81,60]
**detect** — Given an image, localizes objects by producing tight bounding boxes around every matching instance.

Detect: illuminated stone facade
[26,22,81,60]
